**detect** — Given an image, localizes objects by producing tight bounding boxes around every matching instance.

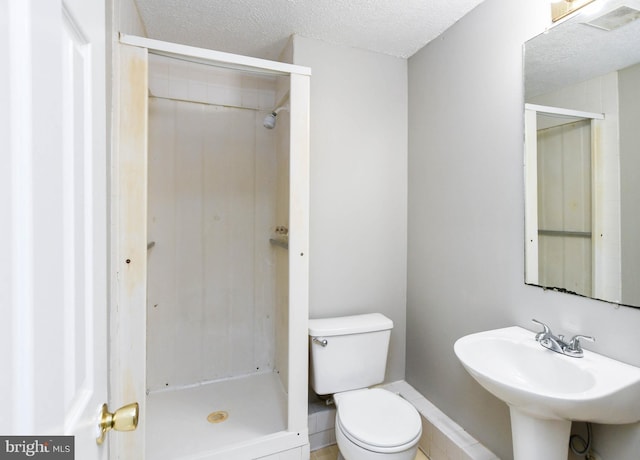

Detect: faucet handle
[565,334,595,357]
[531,319,551,341]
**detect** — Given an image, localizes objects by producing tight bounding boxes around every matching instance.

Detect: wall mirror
[524,0,640,307]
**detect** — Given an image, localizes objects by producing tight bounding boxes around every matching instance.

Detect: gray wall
[407,0,640,459]
[620,63,640,306]
[292,36,408,383]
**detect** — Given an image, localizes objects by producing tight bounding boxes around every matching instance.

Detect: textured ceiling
[525,0,640,98]
[134,0,486,60]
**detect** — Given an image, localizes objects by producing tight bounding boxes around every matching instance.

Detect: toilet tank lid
[309,313,393,337]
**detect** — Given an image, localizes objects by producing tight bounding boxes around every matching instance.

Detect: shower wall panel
[537,119,592,296]
[147,96,279,391]
[147,54,277,111]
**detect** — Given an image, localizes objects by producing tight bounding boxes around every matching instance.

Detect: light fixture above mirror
[551,0,596,22]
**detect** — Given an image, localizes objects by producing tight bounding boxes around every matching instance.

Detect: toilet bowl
[334,388,421,460]
[308,314,423,460]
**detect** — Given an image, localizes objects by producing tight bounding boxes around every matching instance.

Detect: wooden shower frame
[111,34,311,459]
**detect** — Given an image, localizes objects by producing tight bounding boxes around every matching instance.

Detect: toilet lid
[336,388,422,450]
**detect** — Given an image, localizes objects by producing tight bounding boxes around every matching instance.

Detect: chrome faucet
[531,319,595,358]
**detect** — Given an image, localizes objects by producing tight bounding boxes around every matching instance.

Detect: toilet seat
[335,388,422,454]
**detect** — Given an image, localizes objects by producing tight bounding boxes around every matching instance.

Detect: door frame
[109,41,148,459]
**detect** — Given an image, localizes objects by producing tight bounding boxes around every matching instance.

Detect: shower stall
[111,36,310,459]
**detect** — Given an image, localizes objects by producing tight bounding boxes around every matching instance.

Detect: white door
[1,0,116,458]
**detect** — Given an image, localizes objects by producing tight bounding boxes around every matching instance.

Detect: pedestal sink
[454,326,640,460]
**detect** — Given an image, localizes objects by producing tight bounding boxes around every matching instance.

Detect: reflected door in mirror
[537,116,592,297]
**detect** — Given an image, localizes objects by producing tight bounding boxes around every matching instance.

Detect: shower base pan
[146,371,288,459]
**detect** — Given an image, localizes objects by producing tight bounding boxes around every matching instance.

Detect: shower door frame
[112,34,311,459]
[524,103,619,302]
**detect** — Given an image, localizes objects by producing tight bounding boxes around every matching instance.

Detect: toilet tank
[308,313,393,396]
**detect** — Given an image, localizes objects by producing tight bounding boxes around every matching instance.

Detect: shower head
[263,105,288,129]
[263,112,277,129]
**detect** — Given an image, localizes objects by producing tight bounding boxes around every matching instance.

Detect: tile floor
[310,445,429,460]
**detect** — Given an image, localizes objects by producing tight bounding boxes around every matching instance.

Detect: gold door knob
[96,402,139,445]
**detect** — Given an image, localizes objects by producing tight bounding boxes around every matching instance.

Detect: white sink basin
[455,326,640,460]
[454,326,640,423]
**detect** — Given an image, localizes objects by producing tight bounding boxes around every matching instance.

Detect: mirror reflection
[524,0,640,307]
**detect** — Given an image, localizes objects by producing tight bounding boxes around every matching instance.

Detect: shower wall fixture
[263,105,289,129]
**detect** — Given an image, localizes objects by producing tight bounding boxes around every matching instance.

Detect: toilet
[309,313,422,460]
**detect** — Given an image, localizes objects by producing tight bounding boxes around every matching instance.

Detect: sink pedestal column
[510,407,571,460]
